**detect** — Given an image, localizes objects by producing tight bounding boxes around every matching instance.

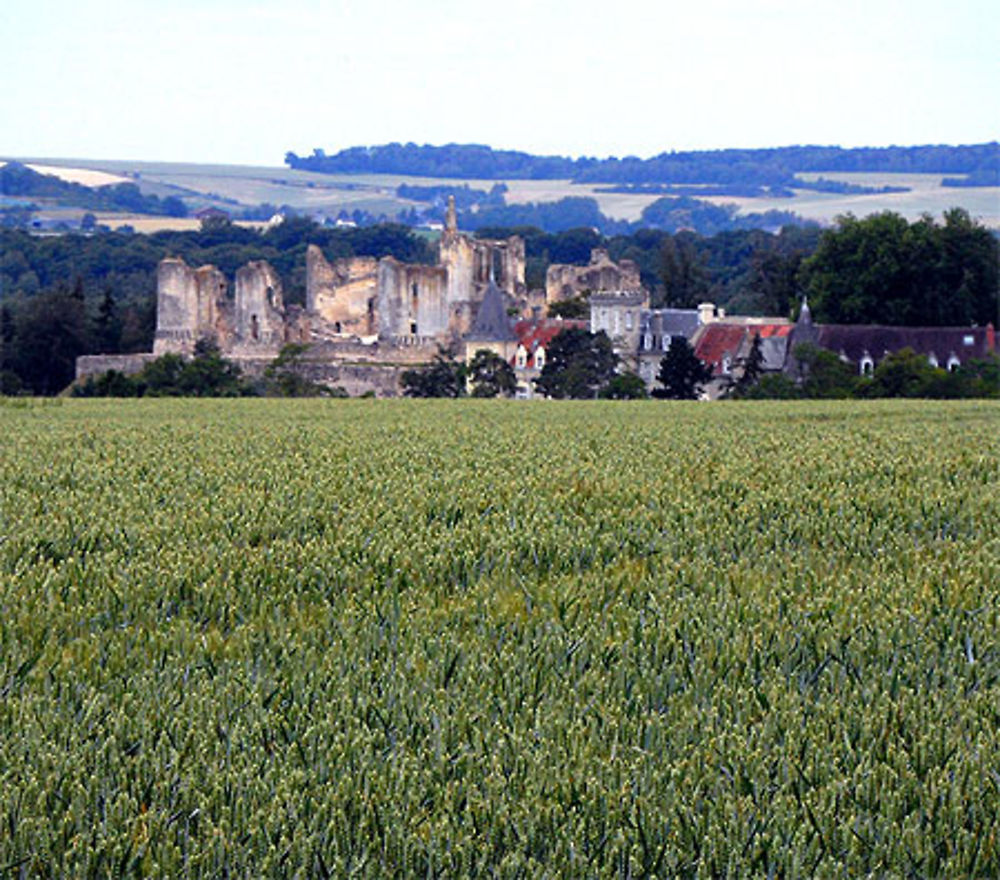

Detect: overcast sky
[2,0,997,165]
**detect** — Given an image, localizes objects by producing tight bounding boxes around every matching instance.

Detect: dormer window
[721,356,732,375]
[535,347,546,370]
[516,346,527,369]
[859,355,874,376]
[928,353,939,368]
[947,355,960,372]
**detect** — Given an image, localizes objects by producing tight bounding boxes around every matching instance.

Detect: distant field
[699,172,1000,227]
[11,157,1000,228]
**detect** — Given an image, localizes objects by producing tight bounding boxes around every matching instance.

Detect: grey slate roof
[640,308,701,340]
[815,325,993,365]
[467,280,517,342]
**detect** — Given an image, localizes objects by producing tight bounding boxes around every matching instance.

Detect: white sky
[2,0,997,165]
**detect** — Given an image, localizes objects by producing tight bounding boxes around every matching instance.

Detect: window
[625,311,633,331]
[516,346,527,369]
[963,335,974,346]
[947,355,960,372]
[643,334,652,351]
[334,321,342,334]
[928,353,938,368]
[721,356,731,375]
[251,314,259,341]
[859,356,874,376]
[535,347,546,370]
[661,335,669,351]
[410,321,418,335]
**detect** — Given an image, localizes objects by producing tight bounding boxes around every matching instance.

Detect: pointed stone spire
[798,295,812,325]
[445,195,457,234]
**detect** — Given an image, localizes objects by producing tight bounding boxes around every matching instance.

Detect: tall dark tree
[802,210,999,326]
[93,286,121,353]
[401,345,467,398]
[726,332,765,397]
[467,349,517,398]
[653,336,713,400]
[534,328,617,399]
[659,234,709,308]
[9,285,93,395]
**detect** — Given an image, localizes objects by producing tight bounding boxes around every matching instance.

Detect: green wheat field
[1,399,998,877]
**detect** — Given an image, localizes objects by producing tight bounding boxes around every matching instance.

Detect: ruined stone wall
[76,353,157,381]
[230,261,286,355]
[546,249,641,304]
[376,259,450,340]
[153,258,231,354]
[305,245,378,337]
[439,231,526,303]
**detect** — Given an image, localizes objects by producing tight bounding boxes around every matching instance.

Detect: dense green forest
[1,211,996,395]
[287,142,1000,185]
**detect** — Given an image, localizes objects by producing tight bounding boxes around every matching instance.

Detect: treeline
[0,162,188,217]
[396,183,507,210]
[455,195,811,237]
[597,179,911,197]
[749,345,999,401]
[286,142,999,185]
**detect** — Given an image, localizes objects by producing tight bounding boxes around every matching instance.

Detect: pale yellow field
[0,160,129,187]
[96,215,269,233]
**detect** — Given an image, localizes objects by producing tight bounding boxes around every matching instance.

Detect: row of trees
[745,344,999,400]
[286,142,998,186]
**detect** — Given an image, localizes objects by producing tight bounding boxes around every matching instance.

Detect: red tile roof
[512,319,589,368]
[694,323,790,376]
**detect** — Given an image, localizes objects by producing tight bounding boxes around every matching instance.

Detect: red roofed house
[511,317,589,398]
[692,320,794,397]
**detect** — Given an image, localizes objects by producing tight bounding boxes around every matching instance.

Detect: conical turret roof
[467,279,516,342]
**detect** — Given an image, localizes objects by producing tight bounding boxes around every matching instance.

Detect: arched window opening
[859,356,874,376]
[947,355,960,372]
[251,314,259,341]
